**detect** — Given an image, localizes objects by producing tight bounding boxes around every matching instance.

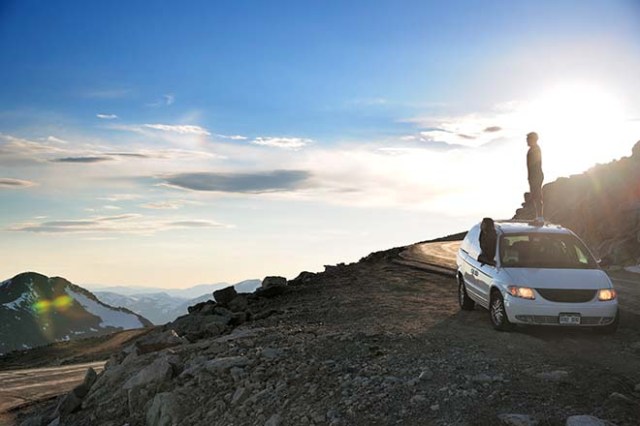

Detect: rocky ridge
[515,140,640,265]
[17,249,640,426]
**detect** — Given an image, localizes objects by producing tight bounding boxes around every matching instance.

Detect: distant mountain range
[88,280,260,299]
[93,279,261,325]
[0,272,152,355]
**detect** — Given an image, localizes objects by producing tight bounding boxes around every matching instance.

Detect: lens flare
[32,295,74,314]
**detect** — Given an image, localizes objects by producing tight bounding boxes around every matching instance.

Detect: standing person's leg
[529,179,543,220]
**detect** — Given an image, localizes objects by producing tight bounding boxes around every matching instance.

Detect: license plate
[559,313,581,325]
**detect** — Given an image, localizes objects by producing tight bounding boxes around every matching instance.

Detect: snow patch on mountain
[65,288,145,329]
[3,283,34,311]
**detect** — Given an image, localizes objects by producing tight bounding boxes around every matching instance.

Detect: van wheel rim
[491,298,504,324]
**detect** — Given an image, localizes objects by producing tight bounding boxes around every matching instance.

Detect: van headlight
[507,286,536,300]
[597,289,617,301]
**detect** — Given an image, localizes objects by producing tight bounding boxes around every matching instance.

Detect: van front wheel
[490,292,513,331]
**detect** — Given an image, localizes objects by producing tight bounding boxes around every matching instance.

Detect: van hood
[502,268,612,290]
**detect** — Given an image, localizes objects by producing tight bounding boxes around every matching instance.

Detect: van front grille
[536,289,596,303]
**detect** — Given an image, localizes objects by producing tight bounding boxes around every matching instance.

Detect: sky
[1,0,640,288]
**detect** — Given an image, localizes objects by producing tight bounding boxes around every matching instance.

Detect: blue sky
[1,0,640,287]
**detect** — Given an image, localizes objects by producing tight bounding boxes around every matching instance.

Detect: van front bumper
[504,294,618,326]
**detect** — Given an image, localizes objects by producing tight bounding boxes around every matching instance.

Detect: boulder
[188,300,215,314]
[289,271,316,286]
[135,330,185,354]
[256,276,288,298]
[123,358,174,391]
[146,392,183,426]
[72,367,98,398]
[213,286,237,305]
[228,295,248,312]
[54,390,83,417]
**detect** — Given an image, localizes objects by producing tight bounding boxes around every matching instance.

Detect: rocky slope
[0,272,152,355]
[16,252,640,426]
[95,280,261,325]
[515,140,640,264]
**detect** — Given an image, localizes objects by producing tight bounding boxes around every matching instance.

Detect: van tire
[490,290,513,331]
[458,275,475,311]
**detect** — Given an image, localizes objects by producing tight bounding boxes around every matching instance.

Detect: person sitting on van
[478,217,497,266]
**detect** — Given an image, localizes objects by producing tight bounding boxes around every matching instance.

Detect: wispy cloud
[51,156,114,163]
[162,170,312,193]
[0,178,37,188]
[143,124,210,136]
[216,134,248,141]
[484,126,502,133]
[140,201,184,210]
[252,137,311,150]
[8,213,230,234]
[97,114,118,120]
[147,94,175,107]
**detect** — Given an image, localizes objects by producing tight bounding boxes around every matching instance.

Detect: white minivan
[456,220,619,332]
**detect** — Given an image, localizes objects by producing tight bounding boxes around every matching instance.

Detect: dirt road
[0,361,104,420]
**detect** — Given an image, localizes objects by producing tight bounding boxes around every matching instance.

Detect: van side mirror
[599,255,613,268]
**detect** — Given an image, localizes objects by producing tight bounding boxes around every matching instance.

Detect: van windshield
[500,233,597,269]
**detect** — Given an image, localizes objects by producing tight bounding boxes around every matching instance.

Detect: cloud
[140,201,184,210]
[456,133,476,140]
[0,178,37,188]
[99,194,142,202]
[147,94,175,107]
[97,114,118,120]
[8,213,229,234]
[106,152,151,159]
[46,136,69,144]
[51,156,114,163]
[484,126,502,133]
[143,124,210,136]
[162,170,312,193]
[252,137,311,150]
[216,134,248,141]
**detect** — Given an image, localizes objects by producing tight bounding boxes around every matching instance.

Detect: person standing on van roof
[526,132,544,223]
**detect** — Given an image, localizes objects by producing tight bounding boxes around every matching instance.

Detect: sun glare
[522,83,629,178]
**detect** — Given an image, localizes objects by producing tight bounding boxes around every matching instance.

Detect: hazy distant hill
[0,272,152,355]
[89,281,259,299]
[94,279,261,325]
[514,140,640,264]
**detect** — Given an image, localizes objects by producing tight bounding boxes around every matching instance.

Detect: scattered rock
[498,413,538,426]
[205,356,250,372]
[535,370,569,382]
[430,404,440,411]
[606,392,635,405]
[565,415,607,426]
[213,286,238,305]
[135,330,185,354]
[71,367,98,398]
[265,413,282,426]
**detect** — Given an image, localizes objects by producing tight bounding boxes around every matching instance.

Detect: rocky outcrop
[514,141,640,264]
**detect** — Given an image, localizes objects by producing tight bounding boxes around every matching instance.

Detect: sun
[521,83,630,179]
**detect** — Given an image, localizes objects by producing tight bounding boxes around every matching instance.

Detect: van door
[461,225,485,304]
